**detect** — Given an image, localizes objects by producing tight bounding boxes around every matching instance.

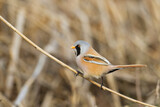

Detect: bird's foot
[100,77,103,90]
[76,70,83,76]
[100,83,103,90]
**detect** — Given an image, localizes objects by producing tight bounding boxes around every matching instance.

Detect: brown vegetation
[0,0,160,107]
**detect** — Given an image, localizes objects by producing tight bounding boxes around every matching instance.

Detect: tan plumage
[71,40,146,88]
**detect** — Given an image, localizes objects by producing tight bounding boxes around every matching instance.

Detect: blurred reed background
[0,0,160,107]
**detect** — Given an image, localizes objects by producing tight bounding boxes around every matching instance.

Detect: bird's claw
[100,84,103,90]
[76,70,83,76]
[100,77,103,90]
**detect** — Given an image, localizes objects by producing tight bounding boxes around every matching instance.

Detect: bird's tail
[107,64,147,74]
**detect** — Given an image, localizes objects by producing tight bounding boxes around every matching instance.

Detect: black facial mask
[75,45,80,56]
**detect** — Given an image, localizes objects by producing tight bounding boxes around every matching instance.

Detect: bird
[71,40,146,89]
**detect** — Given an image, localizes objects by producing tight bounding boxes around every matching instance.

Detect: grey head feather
[73,40,90,55]
[73,40,90,47]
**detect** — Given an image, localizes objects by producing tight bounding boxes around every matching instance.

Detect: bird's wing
[83,54,111,65]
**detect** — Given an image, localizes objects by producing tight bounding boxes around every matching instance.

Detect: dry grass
[0,0,160,107]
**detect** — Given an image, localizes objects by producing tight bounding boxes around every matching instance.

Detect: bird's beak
[71,46,75,49]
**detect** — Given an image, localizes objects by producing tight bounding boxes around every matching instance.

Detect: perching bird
[71,40,146,88]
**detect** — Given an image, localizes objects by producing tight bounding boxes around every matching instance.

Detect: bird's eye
[76,45,80,48]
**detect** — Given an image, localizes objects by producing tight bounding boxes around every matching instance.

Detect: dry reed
[0,0,160,107]
[0,15,156,107]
